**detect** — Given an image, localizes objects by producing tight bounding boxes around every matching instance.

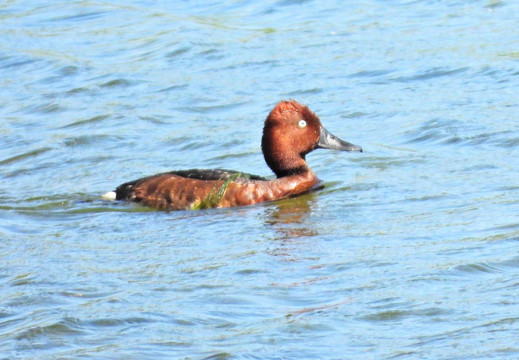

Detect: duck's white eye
[298,119,307,128]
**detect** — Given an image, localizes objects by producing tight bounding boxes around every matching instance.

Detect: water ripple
[0,147,52,166]
[392,67,469,83]
[59,114,110,129]
[14,318,86,341]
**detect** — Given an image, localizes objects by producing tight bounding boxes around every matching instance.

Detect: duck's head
[261,100,362,178]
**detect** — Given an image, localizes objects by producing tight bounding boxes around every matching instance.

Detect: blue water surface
[1,0,519,359]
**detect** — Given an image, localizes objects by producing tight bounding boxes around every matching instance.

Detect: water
[1,0,519,358]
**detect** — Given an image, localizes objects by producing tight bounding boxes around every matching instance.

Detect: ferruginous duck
[104,100,362,210]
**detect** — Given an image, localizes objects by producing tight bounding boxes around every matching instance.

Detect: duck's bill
[317,125,363,152]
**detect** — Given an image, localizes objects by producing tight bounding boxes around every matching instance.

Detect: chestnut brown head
[261,100,361,178]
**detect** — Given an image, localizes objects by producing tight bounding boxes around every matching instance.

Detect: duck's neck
[263,145,312,178]
[272,163,310,178]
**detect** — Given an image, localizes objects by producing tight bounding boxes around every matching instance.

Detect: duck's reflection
[263,192,320,259]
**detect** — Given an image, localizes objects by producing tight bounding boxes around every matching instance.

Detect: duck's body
[114,168,320,210]
[108,100,362,211]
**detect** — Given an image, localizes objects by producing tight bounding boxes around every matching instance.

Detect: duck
[103,100,362,211]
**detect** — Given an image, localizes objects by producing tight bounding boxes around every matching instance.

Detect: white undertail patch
[101,191,116,201]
